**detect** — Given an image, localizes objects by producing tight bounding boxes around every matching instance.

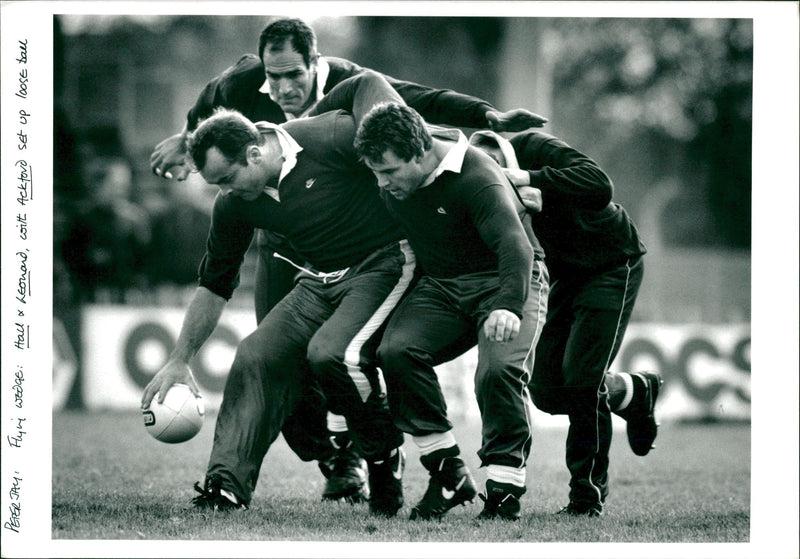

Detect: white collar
[258,56,331,120]
[421,127,468,187]
[254,121,303,186]
[468,130,521,169]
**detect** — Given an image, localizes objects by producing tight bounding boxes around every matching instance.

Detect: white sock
[412,431,458,457]
[616,372,635,411]
[327,412,348,433]
[487,464,526,488]
[219,488,240,505]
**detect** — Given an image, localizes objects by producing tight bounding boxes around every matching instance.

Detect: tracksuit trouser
[530,256,643,508]
[379,260,549,470]
[253,230,340,457]
[207,240,415,504]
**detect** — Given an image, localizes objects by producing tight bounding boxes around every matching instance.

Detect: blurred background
[52,14,751,421]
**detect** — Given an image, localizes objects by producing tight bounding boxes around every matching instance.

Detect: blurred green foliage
[550,19,752,247]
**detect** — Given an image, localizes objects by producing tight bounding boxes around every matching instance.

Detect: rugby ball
[143,383,204,443]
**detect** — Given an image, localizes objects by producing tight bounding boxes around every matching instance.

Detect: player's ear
[246,144,262,165]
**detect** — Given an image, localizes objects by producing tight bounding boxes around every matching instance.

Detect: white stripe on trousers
[587,259,633,501]
[517,259,549,469]
[345,241,417,402]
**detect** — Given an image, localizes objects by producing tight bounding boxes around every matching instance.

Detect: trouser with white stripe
[530,256,643,507]
[379,260,549,470]
[252,230,338,462]
[207,240,415,504]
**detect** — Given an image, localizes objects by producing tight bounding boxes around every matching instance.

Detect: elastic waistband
[272,239,413,285]
[272,252,350,284]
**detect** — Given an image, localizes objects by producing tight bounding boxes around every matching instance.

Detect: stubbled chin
[278,101,300,113]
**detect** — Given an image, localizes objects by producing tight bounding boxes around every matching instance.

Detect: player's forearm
[473,191,534,317]
[388,78,494,128]
[519,137,613,209]
[186,74,225,132]
[311,68,495,129]
[177,122,189,151]
[531,164,613,209]
[170,286,227,363]
[493,232,534,318]
[311,71,404,127]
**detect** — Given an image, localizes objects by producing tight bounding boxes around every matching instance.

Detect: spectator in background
[148,16,548,504]
[469,129,662,517]
[146,178,215,292]
[62,155,151,303]
[53,105,86,410]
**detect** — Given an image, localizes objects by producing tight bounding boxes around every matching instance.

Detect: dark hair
[187,108,264,171]
[258,18,317,66]
[354,102,432,164]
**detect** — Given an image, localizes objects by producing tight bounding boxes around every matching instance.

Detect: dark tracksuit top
[378,132,549,470]
[508,131,646,508]
[201,113,418,504]
[187,54,494,132]
[185,53,501,319]
[197,115,402,299]
[508,132,646,278]
[381,142,541,318]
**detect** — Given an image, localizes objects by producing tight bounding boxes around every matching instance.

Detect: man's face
[200,147,266,202]
[262,42,317,116]
[364,150,426,201]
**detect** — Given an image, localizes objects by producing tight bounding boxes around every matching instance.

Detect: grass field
[51,409,750,548]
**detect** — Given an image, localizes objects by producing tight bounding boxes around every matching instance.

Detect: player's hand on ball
[486,108,548,132]
[150,133,192,181]
[143,383,205,444]
[141,359,200,409]
[483,309,521,343]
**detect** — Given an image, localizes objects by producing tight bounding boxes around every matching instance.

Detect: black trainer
[409,456,477,520]
[477,480,526,521]
[618,371,663,456]
[367,448,405,517]
[192,475,247,511]
[319,438,369,503]
[557,501,602,517]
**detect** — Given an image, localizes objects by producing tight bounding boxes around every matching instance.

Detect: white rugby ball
[143,383,204,443]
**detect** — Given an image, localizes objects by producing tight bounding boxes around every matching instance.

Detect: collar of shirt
[468,130,521,169]
[258,57,331,120]
[254,121,303,195]
[420,127,469,188]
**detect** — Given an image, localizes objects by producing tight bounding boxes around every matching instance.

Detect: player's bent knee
[306,338,344,373]
[231,334,280,379]
[377,335,415,372]
[531,388,564,415]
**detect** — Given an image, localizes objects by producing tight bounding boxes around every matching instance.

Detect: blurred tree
[351,17,504,106]
[549,18,752,248]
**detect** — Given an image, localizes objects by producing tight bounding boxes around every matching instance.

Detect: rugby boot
[557,501,602,517]
[367,447,405,517]
[192,474,247,511]
[477,480,526,521]
[617,371,663,456]
[319,436,369,503]
[409,455,477,520]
